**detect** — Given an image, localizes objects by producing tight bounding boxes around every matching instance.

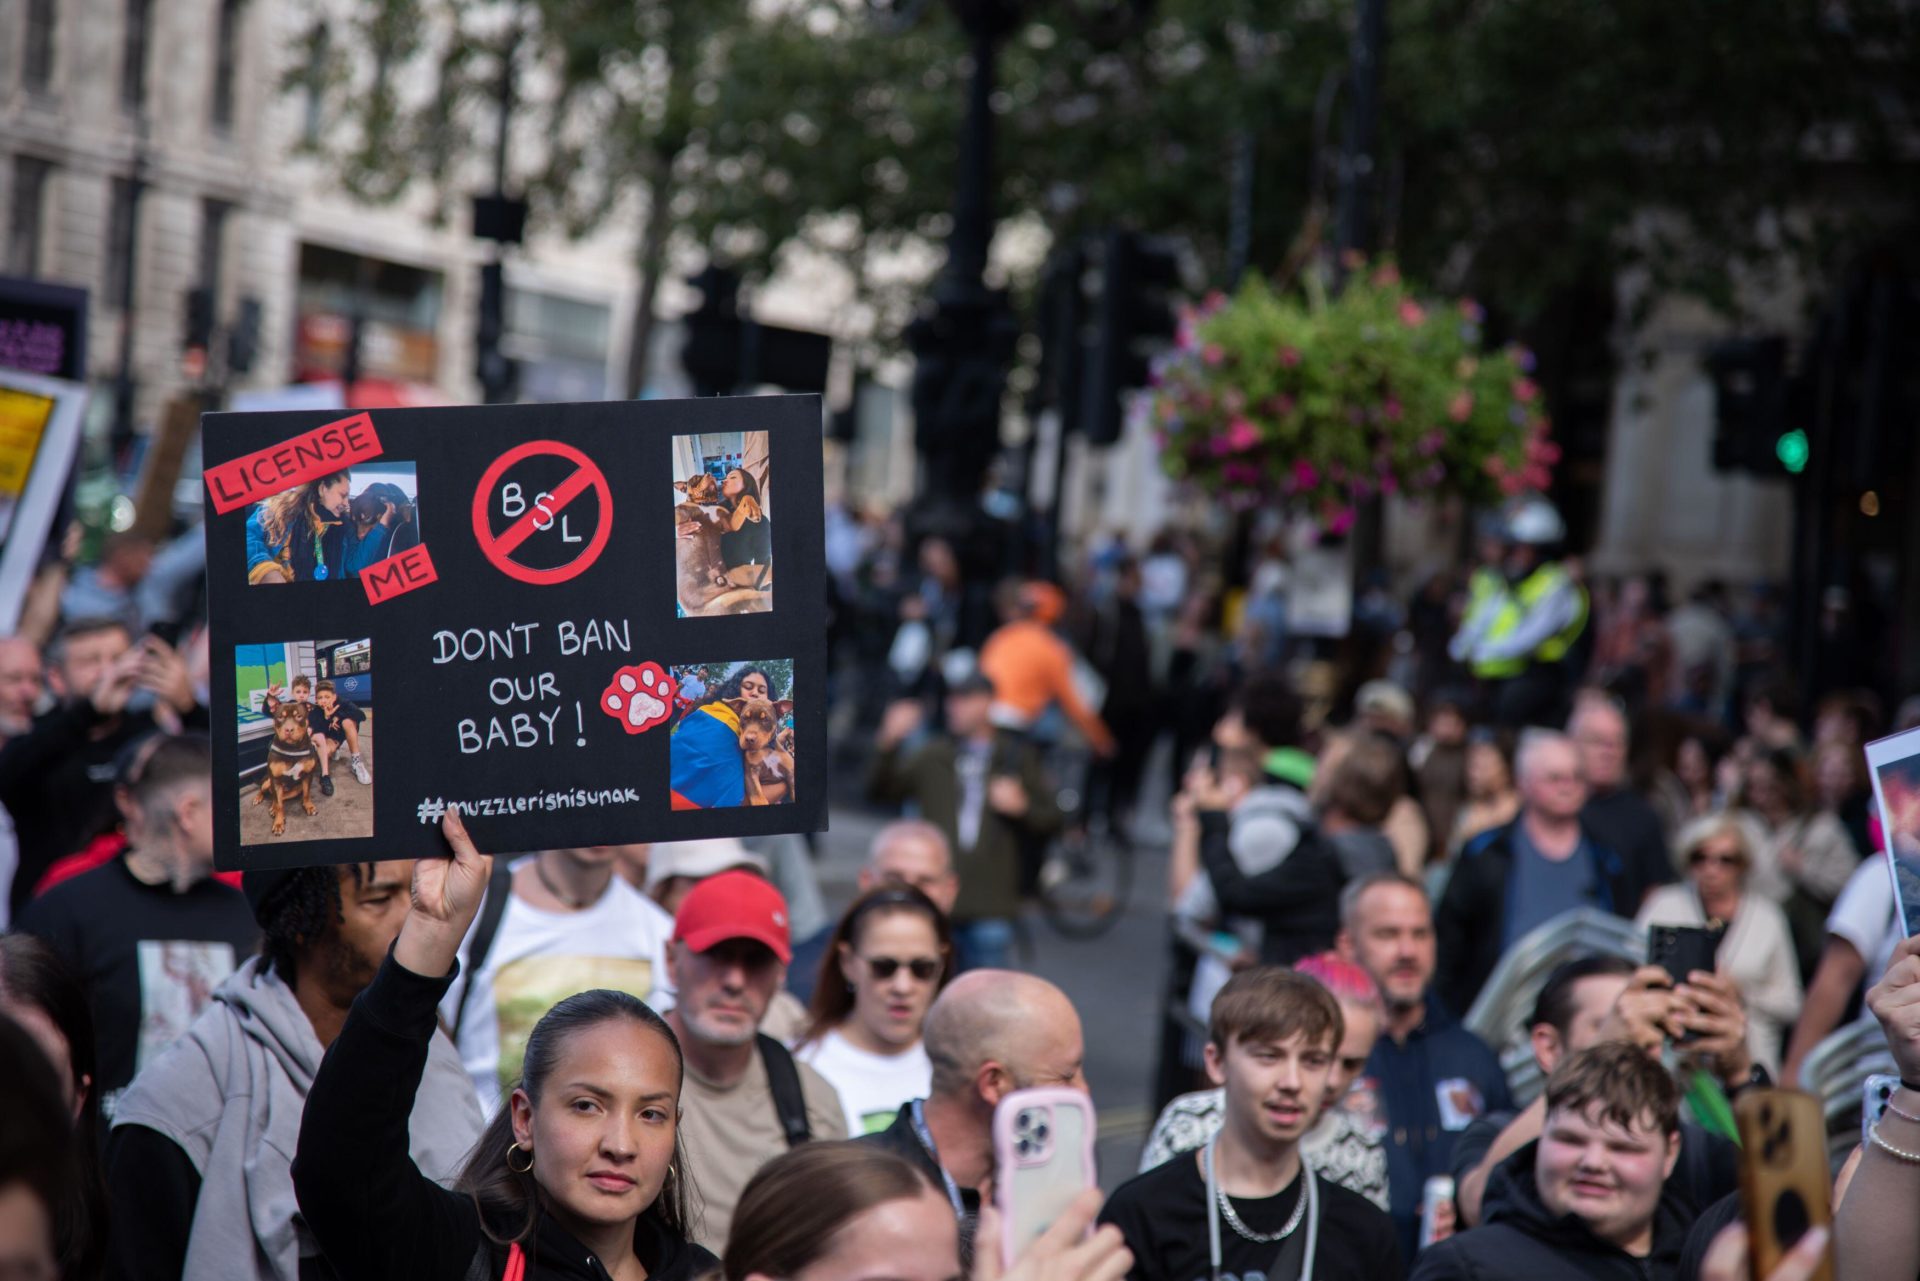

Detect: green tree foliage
[296,0,1918,368]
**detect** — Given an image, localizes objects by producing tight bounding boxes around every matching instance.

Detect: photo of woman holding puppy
[244,471,350,584]
[668,662,795,810]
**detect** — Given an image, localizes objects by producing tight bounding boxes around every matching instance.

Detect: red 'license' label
[204,412,383,514]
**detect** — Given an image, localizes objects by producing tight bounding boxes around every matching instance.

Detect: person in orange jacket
[978,581,1116,757]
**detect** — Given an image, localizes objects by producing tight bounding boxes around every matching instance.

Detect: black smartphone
[1648,924,1720,1044]
[1648,923,1719,986]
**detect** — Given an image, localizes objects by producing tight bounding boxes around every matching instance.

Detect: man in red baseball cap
[664,871,848,1250]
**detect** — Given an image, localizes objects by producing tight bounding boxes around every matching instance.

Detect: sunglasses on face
[1688,848,1744,869]
[863,955,943,982]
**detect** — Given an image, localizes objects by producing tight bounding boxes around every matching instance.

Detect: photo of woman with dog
[244,463,422,585]
[244,472,350,584]
[668,661,795,810]
[340,462,421,579]
[672,431,773,617]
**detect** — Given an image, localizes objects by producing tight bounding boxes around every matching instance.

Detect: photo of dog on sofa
[672,431,772,617]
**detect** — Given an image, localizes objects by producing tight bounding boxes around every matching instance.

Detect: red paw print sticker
[601,662,676,735]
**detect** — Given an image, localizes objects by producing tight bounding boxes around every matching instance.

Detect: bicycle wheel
[1037,818,1134,938]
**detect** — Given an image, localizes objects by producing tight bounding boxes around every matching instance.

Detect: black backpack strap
[451,862,517,1043]
[758,1033,812,1147]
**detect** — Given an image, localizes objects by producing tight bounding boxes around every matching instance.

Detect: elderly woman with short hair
[1636,814,1802,1073]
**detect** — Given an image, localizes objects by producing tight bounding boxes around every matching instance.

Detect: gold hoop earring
[666,1162,677,1186]
[506,1142,535,1174]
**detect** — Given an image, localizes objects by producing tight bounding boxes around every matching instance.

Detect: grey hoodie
[112,956,483,1281]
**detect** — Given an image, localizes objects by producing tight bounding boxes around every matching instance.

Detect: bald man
[861,819,960,916]
[857,969,1087,1236]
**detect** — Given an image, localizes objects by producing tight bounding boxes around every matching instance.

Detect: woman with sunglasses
[1635,814,1802,1072]
[795,887,953,1136]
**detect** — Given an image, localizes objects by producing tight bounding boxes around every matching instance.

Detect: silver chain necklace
[1215,1176,1308,1244]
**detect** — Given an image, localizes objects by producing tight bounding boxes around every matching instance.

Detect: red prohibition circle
[470,439,614,585]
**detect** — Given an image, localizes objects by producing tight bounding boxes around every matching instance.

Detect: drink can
[1418,1175,1455,1249]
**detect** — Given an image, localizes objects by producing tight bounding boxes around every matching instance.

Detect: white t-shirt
[794,1028,932,1136]
[440,867,675,1114]
[1827,852,1900,990]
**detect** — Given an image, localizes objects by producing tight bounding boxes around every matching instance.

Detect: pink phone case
[992,1087,1098,1269]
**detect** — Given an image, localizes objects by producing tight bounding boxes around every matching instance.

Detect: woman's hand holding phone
[974,1191,1131,1281]
[1699,1223,1829,1281]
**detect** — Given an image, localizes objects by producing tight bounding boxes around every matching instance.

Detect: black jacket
[1580,789,1678,906]
[1196,791,1345,964]
[292,953,716,1281]
[0,697,208,916]
[1435,817,1647,1017]
[1411,1141,1691,1281]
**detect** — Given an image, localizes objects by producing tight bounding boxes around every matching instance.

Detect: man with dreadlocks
[102,861,483,1281]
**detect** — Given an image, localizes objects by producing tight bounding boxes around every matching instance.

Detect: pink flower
[1226,418,1261,452]
[1418,430,1446,456]
[1203,289,1228,313]
[1202,344,1226,367]
[1498,473,1525,496]
[1398,299,1426,327]
[1292,459,1320,490]
[1459,298,1486,324]
[1280,346,1303,368]
[1383,398,1404,421]
[1325,505,1357,536]
[1448,390,1474,422]
[1370,261,1400,286]
[1513,377,1540,403]
[1209,435,1234,457]
[1378,472,1399,495]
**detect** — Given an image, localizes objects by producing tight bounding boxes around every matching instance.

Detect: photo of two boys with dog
[243,461,421,585]
[234,639,375,845]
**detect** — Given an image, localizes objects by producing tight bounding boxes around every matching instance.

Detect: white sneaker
[350,754,371,785]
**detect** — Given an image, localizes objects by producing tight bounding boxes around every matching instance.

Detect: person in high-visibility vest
[1449,497,1588,727]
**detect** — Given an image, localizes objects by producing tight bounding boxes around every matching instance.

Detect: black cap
[950,672,995,697]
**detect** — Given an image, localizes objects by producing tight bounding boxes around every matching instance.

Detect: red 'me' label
[360,542,438,605]
[204,413,384,515]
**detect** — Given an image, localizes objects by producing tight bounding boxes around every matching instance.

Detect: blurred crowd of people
[0,493,1914,1281]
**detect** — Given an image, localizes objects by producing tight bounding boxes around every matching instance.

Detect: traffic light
[227,296,261,375]
[1082,231,1181,445]
[680,264,833,398]
[182,286,215,353]
[681,266,744,397]
[1705,336,1792,475]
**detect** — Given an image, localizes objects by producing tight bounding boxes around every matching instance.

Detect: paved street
[812,802,1172,1189]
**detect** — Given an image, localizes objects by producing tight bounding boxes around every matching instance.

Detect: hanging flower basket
[1148,259,1559,533]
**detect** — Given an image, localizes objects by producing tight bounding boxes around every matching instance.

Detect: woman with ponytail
[293,807,713,1281]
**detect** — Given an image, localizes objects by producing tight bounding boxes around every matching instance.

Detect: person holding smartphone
[1101,968,1400,1281]
[1833,933,1920,1279]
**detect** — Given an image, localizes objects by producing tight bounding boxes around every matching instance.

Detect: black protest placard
[202,395,824,871]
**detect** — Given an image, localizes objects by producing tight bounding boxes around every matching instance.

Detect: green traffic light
[1776,428,1809,474]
